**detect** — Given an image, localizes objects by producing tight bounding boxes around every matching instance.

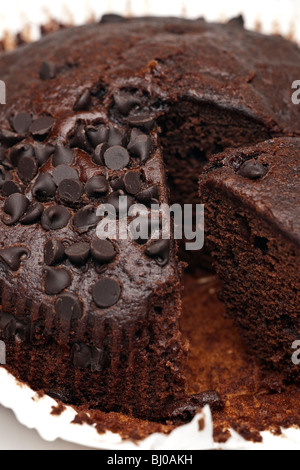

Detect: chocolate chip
[106,190,135,216]
[15,318,30,342]
[100,14,126,23]
[73,89,91,111]
[145,239,170,267]
[20,202,44,225]
[69,124,90,151]
[107,125,127,147]
[39,61,58,80]
[85,175,109,198]
[70,343,91,369]
[109,175,124,191]
[10,143,34,167]
[32,173,56,201]
[93,143,109,166]
[34,143,55,166]
[136,185,159,206]
[86,124,108,148]
[44,267,72,295]
[0,166,12,188]
[52,165,79,186]
[127,113,155,131]
[55,294,83,322]
[12,113,32,135]
[0,246,30,271]
[237,159,269,180]
[65,242,90,265]
[17,155,38,183]
[91,238,116,263]
[58,178,83,205]
[44,239,65,266]
[113,91,140,115]
[0,312,16,339]
[52,145,75,167]
[104,146,130,170]
[0,129,23,146]
[30,116,54,138]
[72,205,100,233]
[41,206,71,231]
[2,193,30,225]
[2,180,22,196]
[130,216,153,245]
[127,133,152,163]
[123,171,142,195]
[92,278,121,308]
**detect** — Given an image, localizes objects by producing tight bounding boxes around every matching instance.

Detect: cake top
[200,137,300,246]
[0,17,300,135]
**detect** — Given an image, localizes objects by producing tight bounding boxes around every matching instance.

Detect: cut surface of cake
[200,137,300,380]
[0,16,299,422]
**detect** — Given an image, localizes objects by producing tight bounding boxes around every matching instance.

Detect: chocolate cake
[199,137,300,381]
[0,15,299,422]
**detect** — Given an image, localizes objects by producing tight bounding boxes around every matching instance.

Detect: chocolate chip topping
[92,278,121,308]
[17,155,38,183]
[0,129,22,146]
[32,173,56,201]
[69,124,90,151]
[0,167,12,189]
[41,206,71,231]
[93,143,109,166]
[44,239,65,266]
[123,171,142,195]
[2,181,22,197]
[55,294,83,322]
[52,165,79,186]
[127,133,152,163]
[52,145,75,167]
[44,267,72,295]
[58,178,83,205]
[30,116,54,138]
[10,143,34,167]
[73,89,92,111]
[0,246,30,271]
[65,242,90,265]
[34,143,55,166]
[104,146,130,170]
[107,125,126,147]
[2,193,30,225]
[39,61,58,80]
[91,238,116,263]
[20,202,44,225]
[113,91,140,115]
[12,113,32,135]
[86,124,108,148]
[85,175,109,198]
[136,185,159,206]
[127,113,155,131]
[100,14,126,24]
[106,190,135,216]
[145,239,170,267]
[237,159,269,180]
[72,205,100,233]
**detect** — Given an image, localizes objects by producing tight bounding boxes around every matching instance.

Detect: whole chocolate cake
[0,15,299,421]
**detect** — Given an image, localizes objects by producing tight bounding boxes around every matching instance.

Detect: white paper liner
[0,0,300,450]
[1,368,300,450]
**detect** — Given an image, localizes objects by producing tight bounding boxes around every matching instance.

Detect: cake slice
[200,137,300,380]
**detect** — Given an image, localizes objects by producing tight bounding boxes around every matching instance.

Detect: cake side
[199,137,300,379]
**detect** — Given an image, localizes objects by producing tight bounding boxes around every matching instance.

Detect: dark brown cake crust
[200,137,300,380]
[0,16,300,421]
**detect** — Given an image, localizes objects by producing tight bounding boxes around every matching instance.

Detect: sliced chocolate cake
[0,15,299,421]
[200,137,300,380]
